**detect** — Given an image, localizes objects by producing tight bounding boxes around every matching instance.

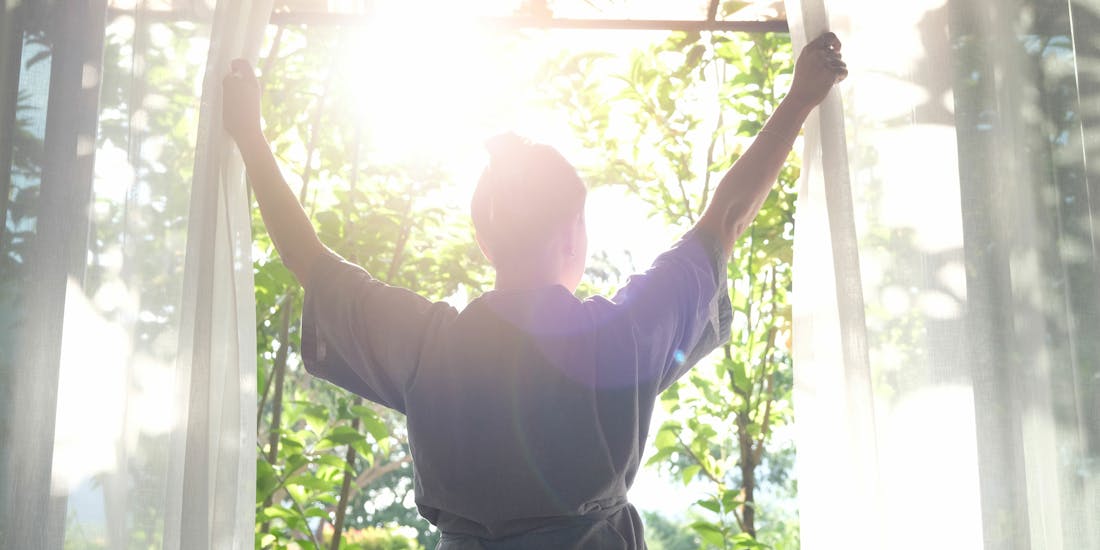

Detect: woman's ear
[475,231,495,264]
[561,214,584,258]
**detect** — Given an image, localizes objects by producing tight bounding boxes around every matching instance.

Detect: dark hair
[471,133,586,262]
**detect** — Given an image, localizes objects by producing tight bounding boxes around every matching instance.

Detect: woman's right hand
[222,58,263,143]
[787,32,848,110]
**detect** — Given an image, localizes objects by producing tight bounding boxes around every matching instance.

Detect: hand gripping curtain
[785,0,1100,548]
[0,1,270,548]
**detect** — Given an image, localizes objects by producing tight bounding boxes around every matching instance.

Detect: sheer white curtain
[0,1,270,548]
[787,0,1100,548]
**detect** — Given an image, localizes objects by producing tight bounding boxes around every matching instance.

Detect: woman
[224,32,845,549]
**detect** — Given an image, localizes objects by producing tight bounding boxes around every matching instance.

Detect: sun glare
[333,18,690,267]
[336,14,673,219]
[340,9,517,179]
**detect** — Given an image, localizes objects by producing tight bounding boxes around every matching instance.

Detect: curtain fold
[784,2,883,548]
[1,2,110,547]
[788,0,1100,548]
[171,0,270,547]
[1,1,269,547]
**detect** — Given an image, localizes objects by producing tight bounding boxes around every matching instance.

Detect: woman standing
[223,32,845,549]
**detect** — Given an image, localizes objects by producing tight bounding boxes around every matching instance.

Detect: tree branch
[676,432,722,486]
[749,268,777,414]
[752,273,782,465]
[260,299,293,534]
[257,292,291,427]
[752,368,776,467]
[329,396,363,550]
[674,168,696,225]
[698,51,725,217]
[352,454,414,492]
[284,484,324,550]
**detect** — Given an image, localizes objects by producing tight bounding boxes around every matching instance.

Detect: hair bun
[484,132,531,162]
[472,134,586,263]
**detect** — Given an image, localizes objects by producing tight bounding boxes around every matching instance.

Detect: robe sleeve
[300,252,457,413]
[609,229,732,391]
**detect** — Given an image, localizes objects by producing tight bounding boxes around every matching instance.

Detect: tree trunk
[738,408,757,538]
[260,299,293,534]
[329,396,362,550]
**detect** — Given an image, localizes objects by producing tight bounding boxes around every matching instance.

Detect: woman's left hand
[222,59,263,144]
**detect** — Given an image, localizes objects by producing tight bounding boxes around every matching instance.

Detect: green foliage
[250,23,800,550]
[642,511,700,550]
[329,526,423,550]
[252,24,488,550]
[4,7,801,550]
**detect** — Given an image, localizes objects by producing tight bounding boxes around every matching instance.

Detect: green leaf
[285,474,334,492]
[256,459,279,501]
[720,488,743,511]
[284,452,308,473]
[653,426,678,450]
[258,533,276,548]
[351,438,373,461]
[304,506,330,519]
[690,520,726,547]
[685,44,706,69]
[298,402,330,434]
[351,405,390,442]
[280,429,307,451]
[732,532,770,549]
[645,447,673,467]
[315,454,348,469]
[260,506,295,521]
[316,425,363,451]
[681,464,702,485]
[696,496,721,514]
[730,359,750,393]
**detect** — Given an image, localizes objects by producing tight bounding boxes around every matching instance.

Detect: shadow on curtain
[788,0,1100,548]
[0,1,270,548]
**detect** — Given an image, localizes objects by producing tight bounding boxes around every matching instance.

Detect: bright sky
[337,19,687,264]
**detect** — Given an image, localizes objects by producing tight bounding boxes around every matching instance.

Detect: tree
[248,22,802,550]
[251,25,489,550]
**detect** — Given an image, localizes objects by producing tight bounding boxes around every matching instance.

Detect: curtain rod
[105,8,788,33]
[269,13,789,33]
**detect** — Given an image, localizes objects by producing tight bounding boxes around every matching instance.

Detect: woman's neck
[492,251,566,291]
[493,266,564,291]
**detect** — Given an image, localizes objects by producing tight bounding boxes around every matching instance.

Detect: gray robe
[302,230,731,549]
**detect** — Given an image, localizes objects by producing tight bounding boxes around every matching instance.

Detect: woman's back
[302,231,730,548]
[412,286,633,542]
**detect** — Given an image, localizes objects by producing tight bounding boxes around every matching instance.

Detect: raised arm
[695,32,847,258]
[222,58,326,283]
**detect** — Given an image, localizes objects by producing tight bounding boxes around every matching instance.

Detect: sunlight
[341,8,511,160]
[336,8,534,211]
[51,278,131,496]
[881,386,983,549]
[327,19,719,522]
[338,15,676,252]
